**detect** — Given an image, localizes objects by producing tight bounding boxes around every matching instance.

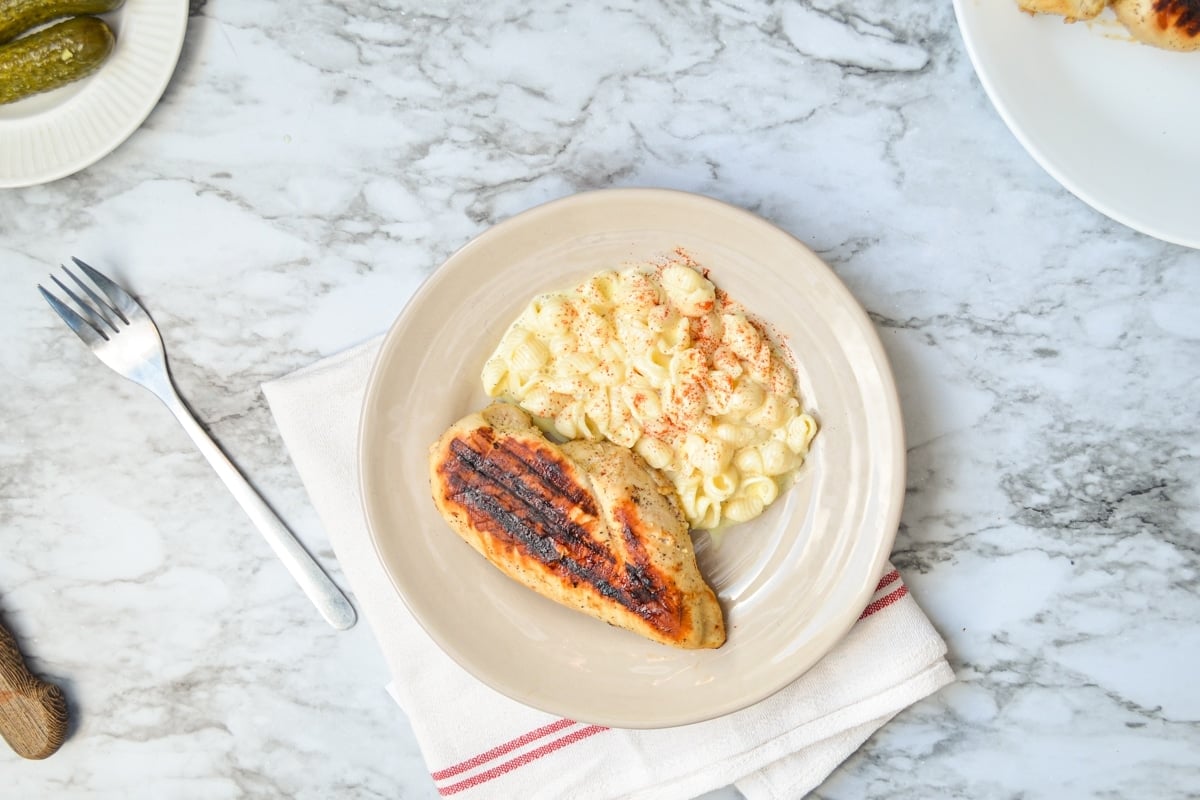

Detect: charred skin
[1152,0,1200,36]
[429,403,725,649]
[1112,0,1200,49]
[441,431,686,637]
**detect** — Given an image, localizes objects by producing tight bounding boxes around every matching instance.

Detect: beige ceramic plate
[0,0,188,188]
[359,189,904,728]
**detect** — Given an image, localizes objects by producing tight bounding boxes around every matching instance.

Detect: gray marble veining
[1,0,1197,797]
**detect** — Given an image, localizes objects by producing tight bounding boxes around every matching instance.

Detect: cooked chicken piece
[1112,0,1200,49]
[429,403,725,649]
[1017,0,1108,21]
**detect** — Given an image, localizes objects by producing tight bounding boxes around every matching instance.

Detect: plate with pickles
[0,0,187,188]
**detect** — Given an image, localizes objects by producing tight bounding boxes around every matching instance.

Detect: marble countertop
[2,1,1198,797]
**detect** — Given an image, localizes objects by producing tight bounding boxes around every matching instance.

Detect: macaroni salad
[481,263,817,530]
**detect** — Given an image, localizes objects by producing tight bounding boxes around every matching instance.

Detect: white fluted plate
[954,0,1200,249]
[0,0,187,188]
[359,189,905,728]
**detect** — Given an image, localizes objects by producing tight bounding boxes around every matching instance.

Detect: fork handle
[158,392,357,630]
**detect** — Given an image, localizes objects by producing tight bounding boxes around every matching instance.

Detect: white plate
[358,189,904,728]
[0,0,187,188]
[954,0,1200,249]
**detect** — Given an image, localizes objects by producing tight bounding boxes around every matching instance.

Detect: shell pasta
[481,261,817,530]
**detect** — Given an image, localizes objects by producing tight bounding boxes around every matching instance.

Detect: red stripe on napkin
[873,569,900,593]
[431,718,578,780]
[437,725,607,795]
[859,584,908,620]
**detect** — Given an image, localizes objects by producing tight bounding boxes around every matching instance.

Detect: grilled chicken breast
[429,403,725,649]
[1112,0,1200,49]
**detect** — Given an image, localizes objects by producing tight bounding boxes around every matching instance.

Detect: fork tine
[52,274,119,334]
[38,285,108,345]
[62,265,126,327]
[71,257,137,321]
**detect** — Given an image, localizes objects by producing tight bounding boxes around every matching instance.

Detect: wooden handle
[0,621,67,759]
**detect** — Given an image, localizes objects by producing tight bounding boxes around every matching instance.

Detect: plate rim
[0,0,189,188]
[952,0,1200,250]
[357,187,905,728]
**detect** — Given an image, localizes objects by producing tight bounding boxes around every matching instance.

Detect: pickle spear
[0,0,123,45]
[0,16,115,105]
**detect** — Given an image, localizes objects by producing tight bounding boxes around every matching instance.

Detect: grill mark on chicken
[444,435,608,566]
[438,431,683,636]
[612,501,685,622]
[1154,0,1200,35]
[452,426,600,518]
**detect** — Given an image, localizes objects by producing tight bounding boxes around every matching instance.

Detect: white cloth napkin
[262,338,954,800]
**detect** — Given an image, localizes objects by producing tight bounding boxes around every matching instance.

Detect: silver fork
[39,258,357,630]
